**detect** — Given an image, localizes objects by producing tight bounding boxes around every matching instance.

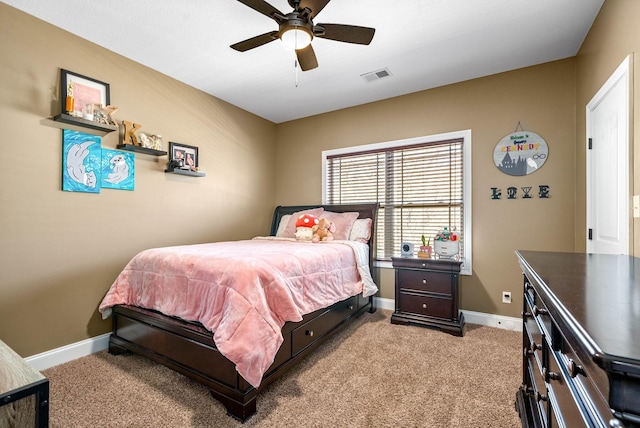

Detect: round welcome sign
[493,131,548,176]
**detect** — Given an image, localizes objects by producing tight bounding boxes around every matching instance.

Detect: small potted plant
[418,234,432,258]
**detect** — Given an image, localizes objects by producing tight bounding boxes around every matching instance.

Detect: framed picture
[62,129,101,193]
[169,142,198,171]
[60,69,110,118]
[101,149,135,191]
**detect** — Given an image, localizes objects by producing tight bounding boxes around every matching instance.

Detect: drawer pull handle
[421,263,426,267]
[567,359,585,378]
[422,303,427,309]
[521,311,532,319]
[543,368,561,382]
[535,392,548,402]
[523,347,533,357]
[530,341,542,352]
[422,279,427,285]
[306,330,314,337]
[348,305,354,311]
[609,418,625,428]
[533,305,548,317]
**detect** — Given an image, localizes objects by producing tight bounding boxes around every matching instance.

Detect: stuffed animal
[294,213,319,241]
[312,218,336,243]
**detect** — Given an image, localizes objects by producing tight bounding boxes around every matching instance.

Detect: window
[323,130,472,275]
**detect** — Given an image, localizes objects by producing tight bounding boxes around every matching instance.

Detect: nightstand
[390,257,465,336]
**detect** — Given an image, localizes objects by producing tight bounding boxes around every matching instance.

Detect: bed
[99,203,379,421]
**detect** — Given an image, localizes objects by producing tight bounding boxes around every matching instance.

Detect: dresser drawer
[546,349,594,427]
[398,291,452,319]
[555,333,612,426]
[397,269,452,295]
[523,309,544,375]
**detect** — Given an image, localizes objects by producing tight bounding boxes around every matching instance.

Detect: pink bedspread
[99,238,369,388]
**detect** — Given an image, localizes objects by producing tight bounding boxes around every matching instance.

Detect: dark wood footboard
[109,293,374,421]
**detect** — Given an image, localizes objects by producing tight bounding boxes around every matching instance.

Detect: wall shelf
[165,168,206,177]
[117,144,167,156]
[53,113,118,133]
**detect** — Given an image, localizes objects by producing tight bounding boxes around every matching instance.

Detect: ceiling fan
[230,0,375,71]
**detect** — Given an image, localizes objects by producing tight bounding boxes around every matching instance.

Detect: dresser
[515,250,640,428]
[0,339,49,427]
[390,257,464,336]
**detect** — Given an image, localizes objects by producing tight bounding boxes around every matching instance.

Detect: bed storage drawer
[114,311,238,388]
[291,296,357,355]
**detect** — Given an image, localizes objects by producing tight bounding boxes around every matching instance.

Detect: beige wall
[1,0,637,357]
[0,4,277,356]
[276,60,577,317]
[574,0,639,253]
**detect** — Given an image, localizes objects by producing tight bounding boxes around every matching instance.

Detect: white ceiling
[2,0,603,123]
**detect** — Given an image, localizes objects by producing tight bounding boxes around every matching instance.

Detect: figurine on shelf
[65,81,75,115]
[151,134,163,151]
[138,132,152,148]
[122,120,141,146]
[97,105,118,125]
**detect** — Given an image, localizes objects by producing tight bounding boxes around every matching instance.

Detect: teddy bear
[312,218,336,243]
[294,213,319,241]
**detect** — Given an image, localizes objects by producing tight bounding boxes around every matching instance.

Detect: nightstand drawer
[397,269,452,295]
[398,292,452,319]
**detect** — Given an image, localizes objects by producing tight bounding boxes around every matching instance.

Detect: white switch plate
[634,195,640,218]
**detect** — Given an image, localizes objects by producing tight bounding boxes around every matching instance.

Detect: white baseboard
[458,310,522,331]
[375,297,395,311]
[25,332,111,371]
[24,302,520,371]
[376,297,522,332]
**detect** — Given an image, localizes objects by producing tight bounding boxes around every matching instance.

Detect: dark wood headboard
[270,203,379,273]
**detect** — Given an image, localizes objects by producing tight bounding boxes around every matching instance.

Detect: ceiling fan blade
[237,0,284,20]
[315,23,375,45]
[298,0,331,19]
[230,31,279,52]
[296,44,318,71]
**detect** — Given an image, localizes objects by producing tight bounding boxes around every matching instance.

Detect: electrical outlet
[502,291,512,304]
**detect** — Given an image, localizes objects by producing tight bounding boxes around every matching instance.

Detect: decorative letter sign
[490,185,551,200]
[494,131,549,176]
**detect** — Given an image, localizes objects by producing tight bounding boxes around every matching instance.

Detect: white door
[586,56,630,255]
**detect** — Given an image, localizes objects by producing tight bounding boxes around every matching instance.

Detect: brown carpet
[43,310,522,427]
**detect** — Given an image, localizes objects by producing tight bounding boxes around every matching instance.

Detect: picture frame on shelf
[169,142,199,171]
[60,69,110,119]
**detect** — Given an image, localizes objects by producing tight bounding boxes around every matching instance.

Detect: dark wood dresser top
[516,250,640,371]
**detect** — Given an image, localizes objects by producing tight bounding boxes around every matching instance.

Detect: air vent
[361,68,392,82]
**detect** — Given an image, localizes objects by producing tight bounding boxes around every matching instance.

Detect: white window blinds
[325,137,466,263]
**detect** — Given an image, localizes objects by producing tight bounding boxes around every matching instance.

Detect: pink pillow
[349,218,372,243]
[320,211,359,240]
[281,208,324,238]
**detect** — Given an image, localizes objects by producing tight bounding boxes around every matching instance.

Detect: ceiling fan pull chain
[295,59,299,87]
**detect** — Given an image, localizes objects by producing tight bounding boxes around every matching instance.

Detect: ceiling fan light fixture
[280,27,312,50]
